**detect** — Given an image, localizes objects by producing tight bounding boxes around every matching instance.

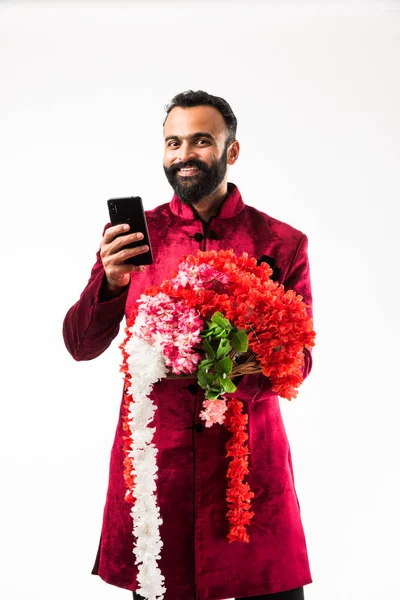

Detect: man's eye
[167,139,209,148]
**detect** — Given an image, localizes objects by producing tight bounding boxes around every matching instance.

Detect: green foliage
[211,312,231,328]
[215,356,233,375]
[197,369,216,390]
[196,311,248,401]
[201,338,215,359]
[220,377,237,393]
[231,329,249,352]
[216,338,231,359]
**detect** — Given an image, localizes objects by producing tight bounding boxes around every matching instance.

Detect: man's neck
[190,183,230,222]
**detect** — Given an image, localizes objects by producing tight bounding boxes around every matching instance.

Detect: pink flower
[199,399,228,427]
[135,292,203,375]
[171,261,229,291]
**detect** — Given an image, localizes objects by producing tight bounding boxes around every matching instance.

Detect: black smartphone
[107,196,154,265]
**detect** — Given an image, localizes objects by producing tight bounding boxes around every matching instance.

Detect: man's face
[163,105,231,205]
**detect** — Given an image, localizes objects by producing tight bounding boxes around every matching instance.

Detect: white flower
[125,331,168,599]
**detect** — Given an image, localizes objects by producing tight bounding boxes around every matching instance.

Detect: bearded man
[63,89,314,600]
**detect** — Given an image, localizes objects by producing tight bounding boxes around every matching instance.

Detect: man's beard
[163,142,229,205]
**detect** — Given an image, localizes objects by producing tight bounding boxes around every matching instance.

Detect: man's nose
[178,141,197,163]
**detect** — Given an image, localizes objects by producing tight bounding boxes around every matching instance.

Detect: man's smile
[177,167,201,177]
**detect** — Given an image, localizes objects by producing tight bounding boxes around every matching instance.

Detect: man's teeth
[180,167,198,171]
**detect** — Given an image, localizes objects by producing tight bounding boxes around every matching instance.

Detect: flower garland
[120,294,203,600]
[225,397,254,543]
[120,316,168,600]
[119,249,316,600]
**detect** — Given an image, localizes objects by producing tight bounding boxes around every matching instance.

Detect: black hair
[163,90,237,146]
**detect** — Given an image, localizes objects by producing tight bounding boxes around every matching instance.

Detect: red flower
[224,397,255,543]
[119,324,137,507]
[152,249,315,400]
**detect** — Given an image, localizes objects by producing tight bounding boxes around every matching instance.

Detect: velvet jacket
[62,182,314,600]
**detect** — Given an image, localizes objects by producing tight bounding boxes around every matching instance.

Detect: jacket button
[187,384,197,394]
[208,230,219,240]
[195,422,204,432]
[193,232,204,242]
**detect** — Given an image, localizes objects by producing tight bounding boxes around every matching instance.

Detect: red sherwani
[62,182,313,600]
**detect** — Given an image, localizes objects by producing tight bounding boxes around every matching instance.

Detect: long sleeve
[283,233,313,381]
[62,227,129,361]
[226,232,314,402]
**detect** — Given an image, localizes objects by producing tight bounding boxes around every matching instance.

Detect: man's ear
[228,140,240,165]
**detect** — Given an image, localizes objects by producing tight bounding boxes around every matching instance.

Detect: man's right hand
[100,224,149,294]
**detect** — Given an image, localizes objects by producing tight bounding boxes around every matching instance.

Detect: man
[63,90,313,600]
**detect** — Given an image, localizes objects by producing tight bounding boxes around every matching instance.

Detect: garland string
[224,397,255,543]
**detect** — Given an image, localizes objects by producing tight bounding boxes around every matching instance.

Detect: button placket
[207,230,219,241]
[183,383,205,433]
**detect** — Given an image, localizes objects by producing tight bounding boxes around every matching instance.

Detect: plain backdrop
[1,1,399,599]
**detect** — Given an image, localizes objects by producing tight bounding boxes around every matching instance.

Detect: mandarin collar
[169,182,245,220]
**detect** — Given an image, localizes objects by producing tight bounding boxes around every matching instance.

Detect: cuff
[224,372,277,403]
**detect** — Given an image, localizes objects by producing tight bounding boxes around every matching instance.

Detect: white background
[1,1,399,599]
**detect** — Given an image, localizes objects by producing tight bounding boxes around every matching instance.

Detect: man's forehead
[163,105,226,139]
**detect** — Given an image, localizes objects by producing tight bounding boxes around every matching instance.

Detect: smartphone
[107,196,153,265]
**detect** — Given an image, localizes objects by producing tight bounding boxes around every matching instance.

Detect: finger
[107,264,146,287]
[116,267,146,287]
[112,244,149,264]
[103,224,144,245]
[103,223,129,243]
[108,263,146,277]
[119,270,146,285]
[111,231,145,252]
[125,264,147,273]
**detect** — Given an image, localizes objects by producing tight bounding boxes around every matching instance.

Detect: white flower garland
[125,315,169,600]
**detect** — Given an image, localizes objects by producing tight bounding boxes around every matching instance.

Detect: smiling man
[163,103,239,221]
[63,90,314,600]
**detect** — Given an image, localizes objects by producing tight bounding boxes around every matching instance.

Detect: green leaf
[198,370,216,389]
[216,338,231,359]
[205,387,222,400]
[211,312,231,329]
[215,330,229,339]
[198,358,214,372]
[231,329,249,353]
[220,377,237,393]
[202,338,215,359]
[213,325,224,335]
[200,323,218,338]
[215,356,233,375]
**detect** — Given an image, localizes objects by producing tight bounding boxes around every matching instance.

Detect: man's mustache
[171,161,208,173]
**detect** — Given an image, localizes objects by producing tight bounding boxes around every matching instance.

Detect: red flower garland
[224,397,255,543]
[119,308,139,505]
[118,249,315,544]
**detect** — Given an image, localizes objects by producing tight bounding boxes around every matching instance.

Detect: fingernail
[123,224,129,231]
